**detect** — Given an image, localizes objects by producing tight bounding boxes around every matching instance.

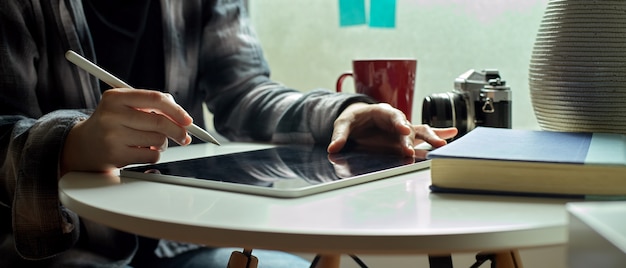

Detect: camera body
[422,69,512,138]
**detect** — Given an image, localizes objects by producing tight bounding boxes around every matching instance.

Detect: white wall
[249,0,548,130]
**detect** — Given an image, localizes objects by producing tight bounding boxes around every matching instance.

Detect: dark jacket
[0,0,369,266]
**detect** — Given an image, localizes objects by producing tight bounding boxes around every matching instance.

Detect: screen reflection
[124,145,423,188]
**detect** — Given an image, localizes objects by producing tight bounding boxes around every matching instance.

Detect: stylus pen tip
[186,124,221,145]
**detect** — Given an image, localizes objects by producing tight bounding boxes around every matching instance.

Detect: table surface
[59,142,573,255]
[567,201,626,252]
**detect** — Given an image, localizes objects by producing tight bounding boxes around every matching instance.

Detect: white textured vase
[529,0,626,134]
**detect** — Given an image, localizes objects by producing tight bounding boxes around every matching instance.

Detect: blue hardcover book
[427,127,626,199]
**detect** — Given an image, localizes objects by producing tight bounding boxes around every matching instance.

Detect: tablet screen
[121,145,429,198]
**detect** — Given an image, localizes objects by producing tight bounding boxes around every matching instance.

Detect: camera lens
[421,92,471,138]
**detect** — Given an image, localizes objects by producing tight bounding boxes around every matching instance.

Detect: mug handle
[335,72,353,92]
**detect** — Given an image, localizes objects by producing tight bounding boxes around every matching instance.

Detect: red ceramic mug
[336,59,417,122]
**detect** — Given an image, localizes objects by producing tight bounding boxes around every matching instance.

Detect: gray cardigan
[0,0,370,266]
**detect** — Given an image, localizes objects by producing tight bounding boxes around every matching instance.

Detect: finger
[342,131,414,157]
[374,104,415,155]
[103,88,193,126]
[163,92,176,103]
[371,103,412,135]
[122,108,190,145]
[327,153,347,165]
[400,134,416,157]
[433,127,459,140]
[327,119,351,154]
[381,103,415,157]
[155,138,168,152]
[370,104,414,154]
[414,126,458,148]
[97,140,161,168]
[413,125,446,147]
[392,116,413,137]
[118,127,169,149]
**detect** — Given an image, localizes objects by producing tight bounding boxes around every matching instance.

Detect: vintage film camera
[421,69,511,139]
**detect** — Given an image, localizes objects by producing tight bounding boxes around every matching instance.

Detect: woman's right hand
[61,88,193,175]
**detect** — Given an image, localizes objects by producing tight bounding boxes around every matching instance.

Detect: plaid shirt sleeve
[1,111,85,259]
[195,1,374,145]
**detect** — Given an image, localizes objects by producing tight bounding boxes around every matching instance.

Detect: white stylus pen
[65,50,220,146]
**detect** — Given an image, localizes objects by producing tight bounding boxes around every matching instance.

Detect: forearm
[268,88,375,144]
[197,0,375,144]
[209,79,375,144]
[0,111,86,259]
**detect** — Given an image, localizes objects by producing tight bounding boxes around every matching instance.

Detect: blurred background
[249,0,547,130]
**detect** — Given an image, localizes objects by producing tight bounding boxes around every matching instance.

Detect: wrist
[60,118,90,176]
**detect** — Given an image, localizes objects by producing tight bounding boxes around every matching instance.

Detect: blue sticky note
[339,0,366,27]
[369,0,396,28]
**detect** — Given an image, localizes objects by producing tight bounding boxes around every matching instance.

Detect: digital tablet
[121,145,430,198]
